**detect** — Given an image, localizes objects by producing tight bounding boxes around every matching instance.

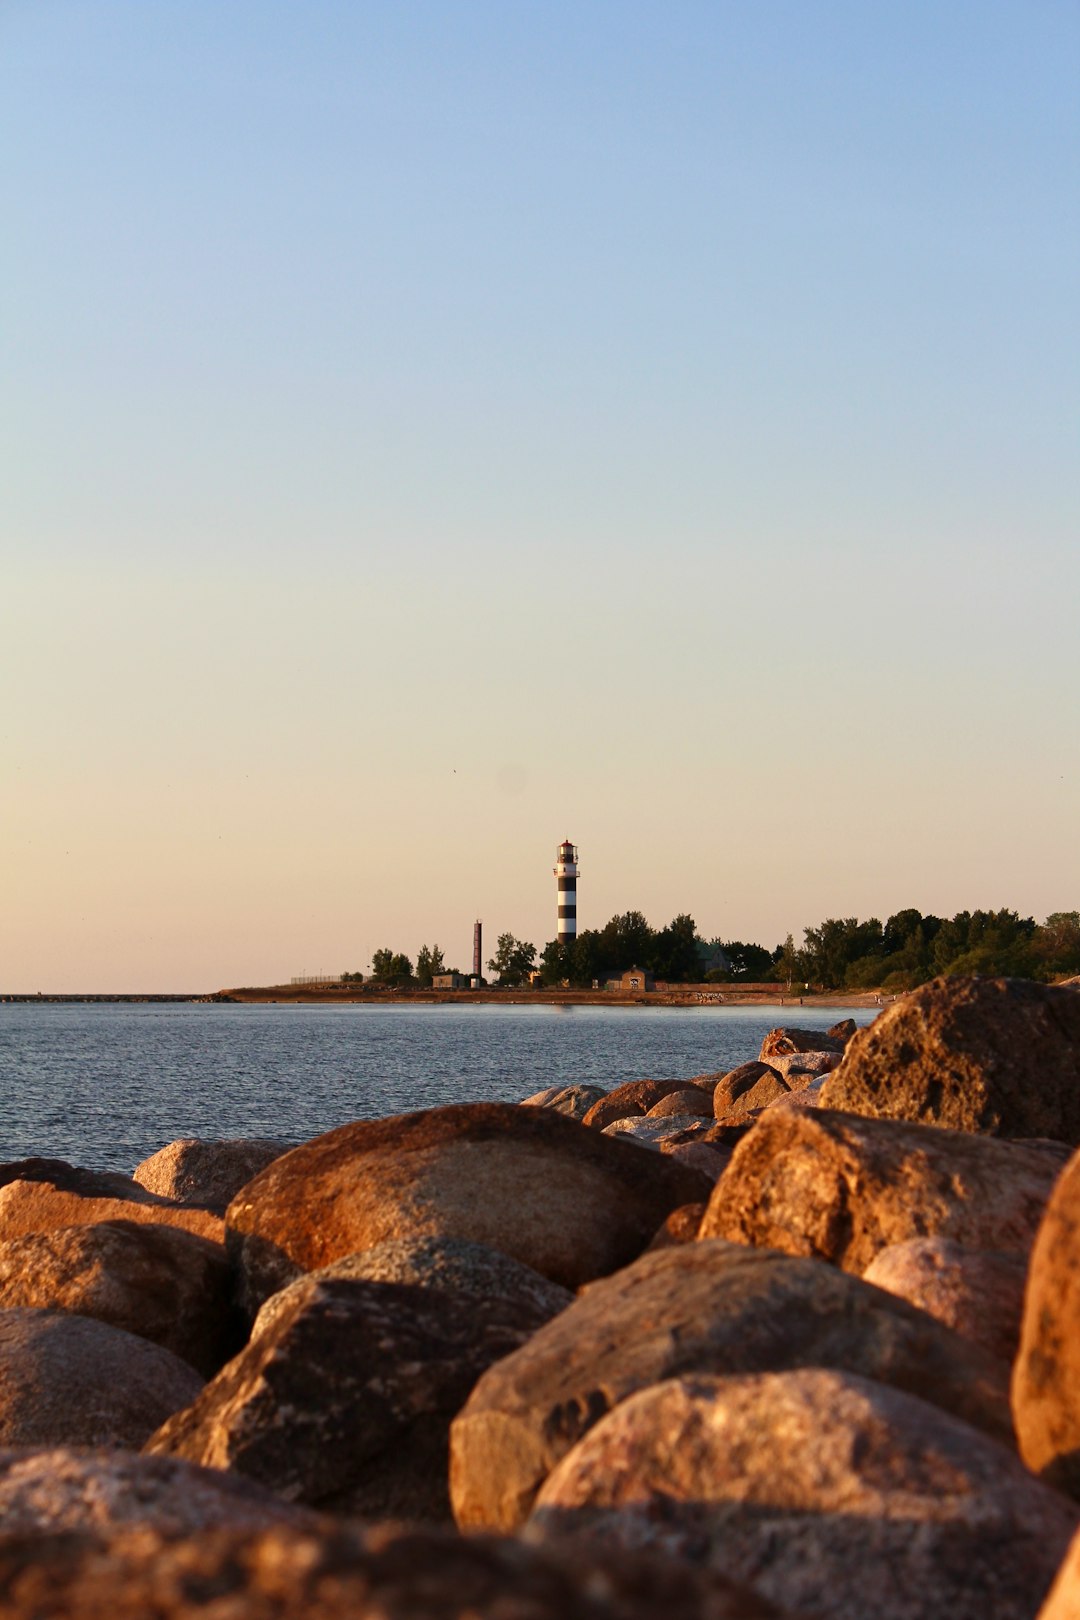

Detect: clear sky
[3,1,1078,991]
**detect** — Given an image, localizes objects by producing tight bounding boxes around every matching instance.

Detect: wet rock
[582,1081,697,1131]
[0,1447,320,1536]
[521,1085,608,1121]
[760,1027,846,1059]
[1013,1148,1080,1496]
[863,1238,1028,1365]
[820,976,1080,1142]
[647,1088,713,1120]
[526,1368,1076,1620]
[0,1309,203,1449]
[449,1239,1012,1531]
[0,1520,781,1620]
[146,1273,564,1523]
[0,1179,224,1246]
[226,1103,710,1310]
[132,1138,292,1212]
[699,1106,1059,1273]
[0,1219,242,1377]
[711,1062,782,1117]
[252,1236,572,1340]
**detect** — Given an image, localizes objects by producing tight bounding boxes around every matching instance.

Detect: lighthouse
[554,840,578,949]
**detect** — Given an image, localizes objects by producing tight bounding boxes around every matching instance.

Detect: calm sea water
[0,1002,876,1174]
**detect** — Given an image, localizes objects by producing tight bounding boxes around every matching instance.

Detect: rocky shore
[2,975,1080,1618]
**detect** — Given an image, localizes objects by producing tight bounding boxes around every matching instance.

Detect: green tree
[371,949,413,984]
[415,943,445,988]
[713,939,775,982]
[488,933,537,987]
[650,913,700,981]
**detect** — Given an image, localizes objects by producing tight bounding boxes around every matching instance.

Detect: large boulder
[146,1273,561,1522]
[820,976,1080,1142]
[0,1179,223,1246]
[0,1521,779,1620]
[526,1369,1077,1620]
[863,1238,1028,1365]
[0,1447,320,1536]
[760,1027,846,1058]
[225,1103,711,1310]
[449,1239,1012,1531]
[1013,1148,1080,1495]
[0,1310,203,1449]
[764,1051,843,1084]
[132,1138,291,1211]
[699,1106,1062,1273]
[581,1080,697,1131]
[0,1219,242,1377]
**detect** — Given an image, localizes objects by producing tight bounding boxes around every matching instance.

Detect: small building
[432,973,464,990]
[605,965,655,993]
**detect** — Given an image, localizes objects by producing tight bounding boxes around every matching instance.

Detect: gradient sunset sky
[3,2,1078,991]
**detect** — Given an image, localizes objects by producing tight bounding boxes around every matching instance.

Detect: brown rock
[526,1369,1077,1620]
[0,1521,781,1620]
[0,1219,242,1377]
[863,1238,1028,1365]
[0,1180,224,1246]
[1013,1148,1080,1496]
[0,1310,203,1449]
[759,1027,846,1059]
[0,1447,320,1536]
[711,1062,781,1118]
[820,976,1080,1142]
[1039,1523,1080,1620]
[225,1103,711,1310]
[646,1204,706,1250]
[146,1273,570,1522]
[715,1070,790,1121]
[132,1138,291,1212]
[449,1238,1012,1531]
[826,1018,858,1043]
[647,1088,713,1120]
[699,1106,1060,1273]
[0,1159,162,1203]
[582,1080,697,1130]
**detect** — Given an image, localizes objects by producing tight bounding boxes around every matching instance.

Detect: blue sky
[3,2,1078,988]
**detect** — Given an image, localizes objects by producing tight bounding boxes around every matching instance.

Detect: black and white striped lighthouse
[555,839,578,948]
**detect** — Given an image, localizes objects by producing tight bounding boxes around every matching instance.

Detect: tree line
[342,907,1080,992]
